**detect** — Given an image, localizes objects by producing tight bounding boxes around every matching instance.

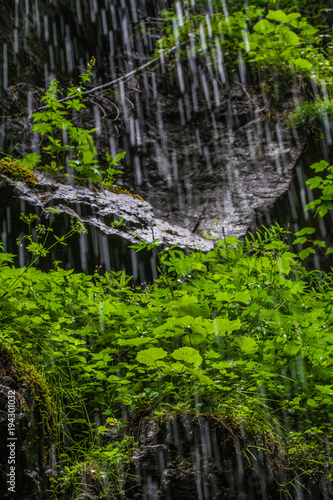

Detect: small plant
[17,208,88,265]
[25,58,126,186]
[57,437,136,498]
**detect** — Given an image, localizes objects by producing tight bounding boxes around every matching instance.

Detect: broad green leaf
[285,13,301,22]
[112,151,126,163]
[306,176,323,189]
[235,336,258,354]
[214,318,241,335]
[182,333,206,347]
[137,347,168,366]
[278,252,295,275]
[293,58,311,71]
[215,292,232,302]
[266,10,288,23]
[171,346,202,367]
[253,19,276,35]
[279,28,300,46]
[234,290,251,303]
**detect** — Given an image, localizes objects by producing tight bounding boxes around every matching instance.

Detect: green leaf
[22,153,41,169]
[310,160,329,172]
[253,19,276,35]
[306,176,323,189]
[137,347,168,366]
[279,28,300,46]
[187,367,214,385]
[214,318,241,335]
[215,292,232,302]
[292,236,307,245]
[234,290,251,303]
[266,10,288,23]
[298,247,316,260]
[293,58,312,71]
[171,346,203,367]
[235,336,258,354]
[294,227,316,236]
[313,240,326,248]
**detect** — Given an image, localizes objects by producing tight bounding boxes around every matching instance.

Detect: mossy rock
[0,346,56,499]
[0,158,37,187]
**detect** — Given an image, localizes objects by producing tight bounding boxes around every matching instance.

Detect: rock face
[0,349,54,500]
[0,171,214,278]
[0,0,305,244]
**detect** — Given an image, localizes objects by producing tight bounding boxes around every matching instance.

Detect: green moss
[0,345,56,472]
[0,158,38,187]
[16,360,56,442]
[111,186,145,202]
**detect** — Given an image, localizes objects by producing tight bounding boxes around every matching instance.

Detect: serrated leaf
[309,160,329,172]
[292,236,307,245]
[298,247,316,260]
[294,227,316,236]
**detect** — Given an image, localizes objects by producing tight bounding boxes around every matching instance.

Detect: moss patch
[111,186,145,202]
[0,158,38,187]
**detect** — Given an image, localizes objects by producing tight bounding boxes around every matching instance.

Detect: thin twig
[36,46,180,112]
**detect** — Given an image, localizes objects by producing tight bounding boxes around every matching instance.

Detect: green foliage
[292,160,333,257]
[1,220,333,492]
[26,59,125,187]
[288,99,333,131]
[305,160,333,218]
[153,2,333,125]
[57,437,136,497]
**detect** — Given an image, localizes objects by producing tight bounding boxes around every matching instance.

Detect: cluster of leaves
[1,216,333,494]
[152,1,333,125]
[292,160,333,260]
[23,59,126,187]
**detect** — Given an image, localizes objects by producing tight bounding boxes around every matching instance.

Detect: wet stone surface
[0,172,213,279]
